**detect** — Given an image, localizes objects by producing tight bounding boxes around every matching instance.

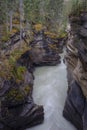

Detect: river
[27,51,76,130]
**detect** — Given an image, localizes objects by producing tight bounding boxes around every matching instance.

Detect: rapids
[27,51,76,130]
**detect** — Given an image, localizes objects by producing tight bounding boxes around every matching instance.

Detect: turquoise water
[27,52,76,130]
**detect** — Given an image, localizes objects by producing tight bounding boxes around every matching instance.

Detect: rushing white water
[27,52,76,130]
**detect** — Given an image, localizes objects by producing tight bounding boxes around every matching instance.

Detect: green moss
[44,31,58,39]
[15,93,24,101]
[9,56,16,66]
[0,54,27,81]
[0,29,31,81]
[7,88,24,101]
[59,31,67,38]
[11,66,26,81]
[16,66,26,80]
[7,89,18,98]
[1,35,10,42]
[24,85,31,94]
[6,85,31,102]
[1,31,10,43]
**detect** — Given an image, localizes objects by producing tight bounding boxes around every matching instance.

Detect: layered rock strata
[0,55,44,130]
[29,30,62,66]
[63,12,87,130]
[0,30,62,129]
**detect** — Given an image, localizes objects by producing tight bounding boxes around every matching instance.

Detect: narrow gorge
[0,1,87,130]
[63,12,87,130]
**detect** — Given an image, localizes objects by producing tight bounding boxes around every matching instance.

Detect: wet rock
[0,102,44,130]
[3,74,33,107]
[79,26,87,37]
[63,81,85,130]
[0,26,65,129]
[63,12,87,130]
[0,66,44,130]
[0,79,11,97]
[0,29,64,129]
[29,30,61,66]
[73,59,87,98]
[83,22,87,29]
[81,13,87,21]
[82,101,87,130]
[17,51,35,73]
[0,40,44,129]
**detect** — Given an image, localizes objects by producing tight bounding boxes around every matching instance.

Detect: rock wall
[29,30,62,66]
[0,52,44,130]
[0,30,62,130]
[63,12,87,130]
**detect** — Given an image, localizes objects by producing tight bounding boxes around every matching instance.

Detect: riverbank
[28,52,76,130]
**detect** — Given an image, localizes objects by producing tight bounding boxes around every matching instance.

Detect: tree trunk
[5,0,9,33]
[19,0,24,41]
[9,11,13,32]
[39,1,45,23]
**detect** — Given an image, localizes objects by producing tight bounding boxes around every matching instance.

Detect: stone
[0,102,44,130]
[63,81,85,130]
[83,22,87,29]
[0,69,33,108]
[0,28,64,129]
[81,13,87,21]
[0,72,44,130]
[82,101,87,130]
[79,27,87,37]
[63,12,87,130]
[73,59,87,98]
[0,38,44,129]
[29,30,61,66]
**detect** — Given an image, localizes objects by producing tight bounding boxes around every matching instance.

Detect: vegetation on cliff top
[0,0,87,81]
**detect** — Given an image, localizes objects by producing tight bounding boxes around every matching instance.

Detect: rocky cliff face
[63,12,87,130]
[0,29,63,130]
[0,54,44,130]
[29,30,63,66]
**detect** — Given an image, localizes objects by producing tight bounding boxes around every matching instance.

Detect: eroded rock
[0,29,64,129]
[63,12,87,130]
[29,30,61,66]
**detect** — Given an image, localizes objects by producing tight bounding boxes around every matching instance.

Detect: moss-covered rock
[0,30,44,130]
[0,68,33,107]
